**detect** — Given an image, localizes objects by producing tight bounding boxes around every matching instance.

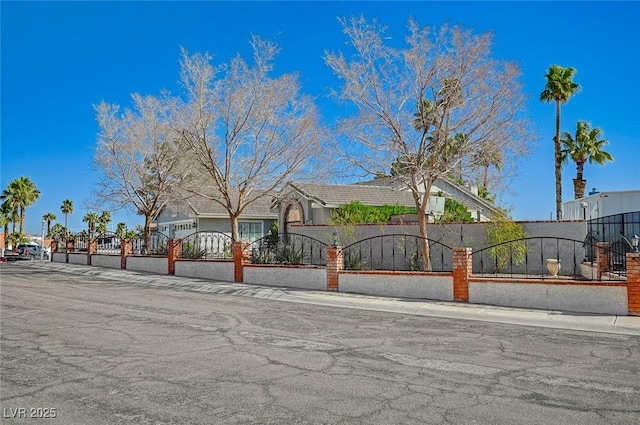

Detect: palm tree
[0,177,40,234]
[540,65,581,221]
[60,199,74,234]
[0,205,10,250]
[561,121,613,199]
[82,212,100,236]
[96,211,112,234]
[42,212,57,236]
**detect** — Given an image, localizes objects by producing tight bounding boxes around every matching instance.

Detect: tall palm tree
[561,121,613,199]
[82,212,100,236]
[60,199,74,233]
[540,65,580,221]
[0,177,40,234]
[42,212,57,236]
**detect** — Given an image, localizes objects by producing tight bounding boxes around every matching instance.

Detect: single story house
[155,192,278,242]
[276,176,503,230]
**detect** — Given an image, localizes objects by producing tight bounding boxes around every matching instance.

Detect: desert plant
[484,218,528,273]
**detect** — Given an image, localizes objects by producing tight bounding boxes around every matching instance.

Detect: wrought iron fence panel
[179,231,233,259]
[473,237,596,280]
[587,211,640,244]
[132,231,170,255]
[342,234,452,272]
[94,232,121,255]
[583,230,599,262]
[249,233,327,266]
[605,235,632,277]
[72,231,89,252]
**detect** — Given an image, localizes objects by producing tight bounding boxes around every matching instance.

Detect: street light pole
[41,218,46,262]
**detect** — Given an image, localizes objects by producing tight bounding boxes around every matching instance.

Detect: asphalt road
[1,262,639,424]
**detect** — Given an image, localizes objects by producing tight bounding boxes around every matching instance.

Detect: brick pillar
[627,252,640,316]
[167,239,182,275]
[51,240,58,253]
[88,239,97,265]
[233,242,250,282]
[326,246,343,292]
[596,242,610,280]
[65,240,74,263]
[453,247,472,302]
[120,240,133,269]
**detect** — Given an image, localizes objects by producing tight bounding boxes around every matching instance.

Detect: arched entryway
[282,200,305,237]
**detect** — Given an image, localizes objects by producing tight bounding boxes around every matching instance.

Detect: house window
[239,222,263,242]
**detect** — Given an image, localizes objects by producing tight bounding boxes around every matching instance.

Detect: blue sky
[2,1,639,235]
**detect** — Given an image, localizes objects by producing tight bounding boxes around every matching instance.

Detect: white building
[564,190,640,220]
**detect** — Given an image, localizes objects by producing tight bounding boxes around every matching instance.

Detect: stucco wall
[469,281,628,315]
[52,252,66,263]
[243,265,326,291]
[91,254,121,269]
[68,252,88,265]
[175,260,234,282]
[126,256,167,275]
[289,221,588,249]
[339,272,454,301]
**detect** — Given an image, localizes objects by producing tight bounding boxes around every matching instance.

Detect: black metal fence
[472,236,632,280]
[249,233,327,266]
[71,231,89,252]
[341,234,453,272]
[177,231,233,259]
[95,232,121,254]
[132,231,170,255]
[605,235,633,277]
[588,211,640,244]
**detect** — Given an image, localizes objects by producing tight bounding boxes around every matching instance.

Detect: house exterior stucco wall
[289,221,587,250]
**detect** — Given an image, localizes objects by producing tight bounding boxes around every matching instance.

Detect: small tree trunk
[230,213,240,242]
[143,215,151,254]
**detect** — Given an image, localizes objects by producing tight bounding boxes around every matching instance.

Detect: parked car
[15,244,49,260]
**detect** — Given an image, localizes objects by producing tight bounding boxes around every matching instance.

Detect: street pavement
[14,261,640,336]
[2,261,640,424]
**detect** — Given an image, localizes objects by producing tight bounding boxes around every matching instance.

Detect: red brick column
[627,252,640,316]
[87,239,97,265]
[51,240,59,253]
[120,240,133,269]
[326,246,343,292]
[233,242,250,282]
[596,242,610,280]
[167,239,182,275]
[453,247,472,302]
[65,240,74,263]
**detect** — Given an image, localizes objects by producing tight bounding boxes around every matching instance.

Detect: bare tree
[94,93,192,251]
[176,37,325,241]
[325,17,534,269]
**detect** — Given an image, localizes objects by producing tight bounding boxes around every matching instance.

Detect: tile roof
[288,183,416,207]
[186,192,278,219]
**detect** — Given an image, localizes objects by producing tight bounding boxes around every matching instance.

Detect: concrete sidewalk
[15,261,640,336]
